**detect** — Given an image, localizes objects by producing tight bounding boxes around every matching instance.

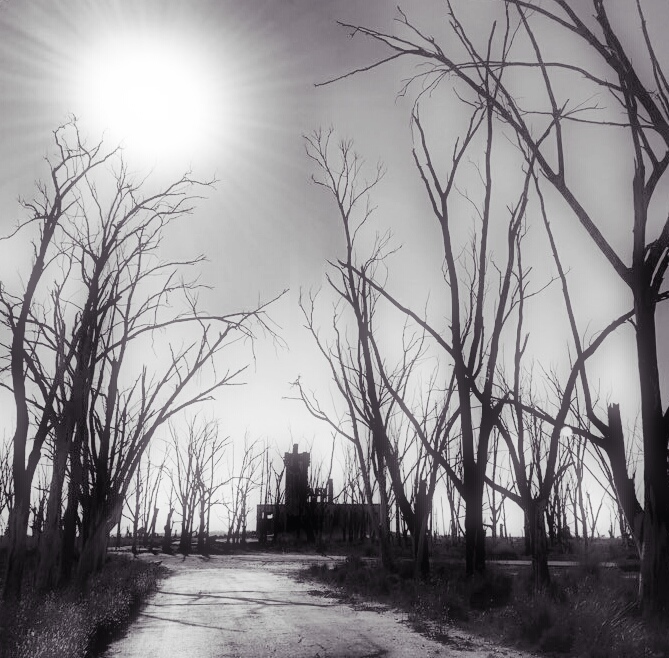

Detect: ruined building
[256,444,379,543]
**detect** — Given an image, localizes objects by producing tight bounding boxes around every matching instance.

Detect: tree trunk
[62,405,86,582]
[577,475,588,551]
[178,502,191,553]
[35,437,69,591]
[77,519,109,586]
[61,476,80,583]
[376,463,394,571]
[2,493,31,600]
[197,497,207,554]
[464,480,485,576]
[640,504,669,615]
[529,498,550,590]
[77,496,122,586]
[413,480,430,579]
[148,506,159,552]
[634,295,669,615]
[523,511,531,556]
[131,474,141,555]
[354,437,392,570]
[605,403,643,554]
[179,520,191,554]
[162,508,174,554]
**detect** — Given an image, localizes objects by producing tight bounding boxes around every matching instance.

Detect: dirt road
[102,552,534,658]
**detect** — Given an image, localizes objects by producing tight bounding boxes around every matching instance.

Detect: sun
[75,29,221,167]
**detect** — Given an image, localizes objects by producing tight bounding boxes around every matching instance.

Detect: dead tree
[224,434,263,545]
[196,428,227,554]
[326,0,669,612]
[0,123,116,599]
[0,122,284,596]
[296,130,445,570]
[169,417,222,555]
[349,93,533,576]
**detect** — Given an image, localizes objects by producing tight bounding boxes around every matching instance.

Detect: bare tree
[140,449,167,552]
[351,92,534,576]
[195,427,227,554]
[0,122,283,597]
[296,129,438,570]
[169,417,223,555]
[0,123,116,599]
[223,434,263,544]
[326,0,669,612]
[256,444,285,543]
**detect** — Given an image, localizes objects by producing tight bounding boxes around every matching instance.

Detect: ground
[101,552,536,658]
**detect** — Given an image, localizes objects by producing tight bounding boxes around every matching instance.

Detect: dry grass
[0,555,165,658]
[305,547,669,658]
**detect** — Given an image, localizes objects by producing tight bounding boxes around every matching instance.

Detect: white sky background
[0,0,667,536]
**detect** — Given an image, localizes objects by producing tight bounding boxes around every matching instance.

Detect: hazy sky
[0,1,665,531]
[0,0,411,444]
[0,0,479,452]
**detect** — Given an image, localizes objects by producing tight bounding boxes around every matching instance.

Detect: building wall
[256,502,380,543]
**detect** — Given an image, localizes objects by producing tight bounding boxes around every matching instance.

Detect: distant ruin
[256,444,379,543]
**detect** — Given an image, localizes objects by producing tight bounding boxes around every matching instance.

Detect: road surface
[102,552,535,658]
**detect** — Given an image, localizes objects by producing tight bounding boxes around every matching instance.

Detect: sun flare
[76,30,221,166]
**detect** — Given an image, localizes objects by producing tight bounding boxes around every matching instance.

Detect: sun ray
[74,27,223,168]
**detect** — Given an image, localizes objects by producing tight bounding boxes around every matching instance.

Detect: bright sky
[0,0,665,535]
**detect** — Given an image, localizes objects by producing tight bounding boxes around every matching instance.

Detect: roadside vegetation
[304,537,668,658]
[0,554,165,658]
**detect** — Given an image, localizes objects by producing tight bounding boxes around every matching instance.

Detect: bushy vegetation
[0,555,165,658]
[305,548,669,658]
